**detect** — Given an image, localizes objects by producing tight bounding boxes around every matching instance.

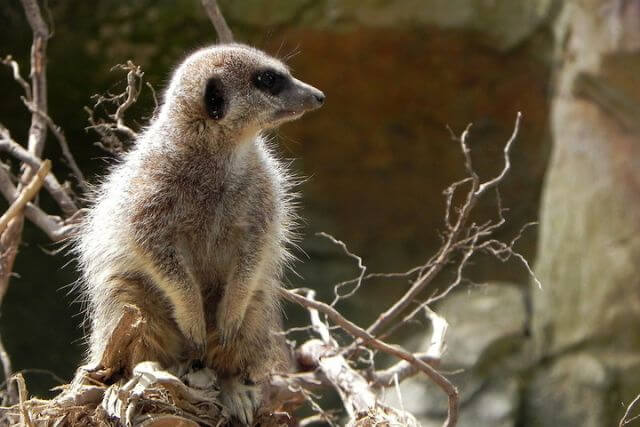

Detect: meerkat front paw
[216,302,246,348]
[182,363,218,390]
[220,376,261,426]
[174,309,208,359]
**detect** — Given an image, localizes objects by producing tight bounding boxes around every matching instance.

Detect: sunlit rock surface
[384,283,528,427]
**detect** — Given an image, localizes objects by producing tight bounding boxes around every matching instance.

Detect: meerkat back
[74,44,324,425]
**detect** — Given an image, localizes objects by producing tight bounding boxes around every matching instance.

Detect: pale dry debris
[347,405,421,427]
[4,361,224,426]
[2,307,226,426]
[4,307,296,426]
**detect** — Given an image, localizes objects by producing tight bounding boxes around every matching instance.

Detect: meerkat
[74,43,324,425]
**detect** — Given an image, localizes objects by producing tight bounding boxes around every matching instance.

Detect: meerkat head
[161,44,324,138]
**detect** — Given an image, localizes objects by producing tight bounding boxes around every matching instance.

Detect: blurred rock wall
[527,0,640,425]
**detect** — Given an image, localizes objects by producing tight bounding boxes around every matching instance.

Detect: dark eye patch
[204,77,226,120]
[252,69,288,96]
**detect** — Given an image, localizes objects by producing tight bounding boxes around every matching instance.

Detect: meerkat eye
[252,69,287,95]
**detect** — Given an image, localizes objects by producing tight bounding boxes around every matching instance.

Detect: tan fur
[73,43,323,423]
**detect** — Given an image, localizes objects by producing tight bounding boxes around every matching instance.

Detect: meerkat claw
[185,339,206,361]
[220,376,261,426]
[217,314,243,348]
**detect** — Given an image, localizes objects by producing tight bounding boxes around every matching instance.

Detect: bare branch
[145,82,159,117]
[0,160,50,236]
[295,291,421,425]
[371,352,438,388]
[20,0,50,159]
[85,61,155,154]
[1,56,32,101]
[316,232,367,306]
[14,373,32,426]
[111,61,141,139]
[0,0,53,324]
[366,113,523,338]
[201,0,234,43]
[0,148,72,241]
[299,339,377,419]
[0,125,78,215]
[371,307,447,388]
[475,111,522,196]
[281,288,459,427]
[22,100,87,191]
[0,331,17,406]
[620,393,640,426]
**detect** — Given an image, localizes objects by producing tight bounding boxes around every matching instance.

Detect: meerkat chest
[186,160,279,269]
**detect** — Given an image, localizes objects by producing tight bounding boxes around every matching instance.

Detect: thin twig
[620,393,640,426]
[1,56,32,101]
[366,113,523,338]
[112,61,141,139]
[201,0,234,43]
[20,0,49,159]
[146,82,159,117]
[281,288,459,427]
[316,232,367,306]
[475,112,522,196]
[22,99,87,191]
[0,331,17,405]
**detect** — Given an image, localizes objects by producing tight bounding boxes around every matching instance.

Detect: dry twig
[85,61,158,155]
[620,393,640,427]
[282,288,459,427]
[366,112,525,338]
[0,331,16,406]
[22,100,87,191]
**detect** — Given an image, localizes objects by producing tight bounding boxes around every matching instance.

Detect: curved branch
[1,56,32,101]
[281,288,459,427]
[0,124,78,215]
[0,160,50,235]
[0,163,73,242]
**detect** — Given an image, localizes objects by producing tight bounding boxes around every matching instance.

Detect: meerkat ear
[204,77,226,120]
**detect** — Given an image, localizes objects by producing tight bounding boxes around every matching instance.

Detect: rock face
[220,0,554,51]
[384,283,528,427]
[530,0,640,424]
[522,354,613,427]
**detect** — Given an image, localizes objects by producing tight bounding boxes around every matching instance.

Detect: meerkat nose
[314,91,325,105]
